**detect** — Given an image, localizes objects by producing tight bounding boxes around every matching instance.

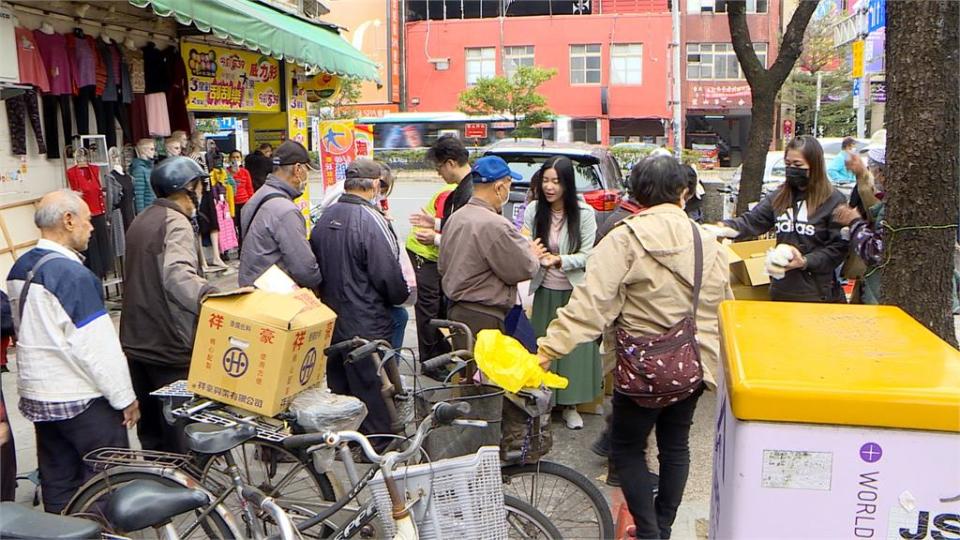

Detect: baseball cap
[345,158,382,180]
[272,140,317,169]
[472,156,522,184]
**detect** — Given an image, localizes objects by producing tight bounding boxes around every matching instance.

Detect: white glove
[764,244,796,280]
[702,223,740,239]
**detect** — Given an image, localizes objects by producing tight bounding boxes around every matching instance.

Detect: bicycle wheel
[64,470,237,539]
[504,495,563,539]
[200,439,337,538]
[502,460,614,539]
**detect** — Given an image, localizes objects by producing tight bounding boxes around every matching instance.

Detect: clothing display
[66,164,105,216]
[141,43,169,94]
[215,197,238,253]
[104,170,128,258]
[67,31,97,90]
[15,27,50,92]
[129,93,150,141]
[73,84,103,136]
[145,92,171,136]
[114,172,136,231]
[33,30,72,96]
[129,157,154,213]
[5,89,46,155]
[164,47,190,134]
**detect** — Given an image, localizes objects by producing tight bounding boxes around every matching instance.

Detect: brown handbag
[613,221,704,408]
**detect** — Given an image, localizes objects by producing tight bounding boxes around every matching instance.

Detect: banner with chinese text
[182,42,282,113]
[318,120,376,188]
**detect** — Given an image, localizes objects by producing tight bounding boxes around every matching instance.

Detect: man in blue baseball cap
[438,156,546,351]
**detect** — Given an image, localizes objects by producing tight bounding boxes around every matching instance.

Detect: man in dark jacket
[244,143,274,191]
[310,158,409,437]
[121,157,217,452]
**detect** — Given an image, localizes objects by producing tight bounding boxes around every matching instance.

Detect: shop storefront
[0,0,378,288]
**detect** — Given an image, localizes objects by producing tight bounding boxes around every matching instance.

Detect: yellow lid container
[720,301,960,433]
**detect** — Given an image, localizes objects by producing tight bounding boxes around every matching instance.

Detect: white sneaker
[562,408,584,430]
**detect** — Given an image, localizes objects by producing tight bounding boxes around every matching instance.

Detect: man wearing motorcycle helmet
[120,156,219,453]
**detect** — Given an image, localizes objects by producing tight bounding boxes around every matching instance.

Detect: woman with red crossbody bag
[537,155,733,539]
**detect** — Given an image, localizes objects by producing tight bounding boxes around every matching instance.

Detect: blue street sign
[853,78,861,97]
[867,0,886,33]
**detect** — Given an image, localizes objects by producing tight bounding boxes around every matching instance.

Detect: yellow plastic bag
[474,330,568,393]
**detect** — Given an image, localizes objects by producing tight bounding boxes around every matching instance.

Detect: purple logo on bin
[859,442,882,463]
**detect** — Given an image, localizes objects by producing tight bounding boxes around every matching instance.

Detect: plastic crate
[368,446,506,539]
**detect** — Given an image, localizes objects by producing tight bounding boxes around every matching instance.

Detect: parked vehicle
[483,139,624,225]
[688,132,721,169]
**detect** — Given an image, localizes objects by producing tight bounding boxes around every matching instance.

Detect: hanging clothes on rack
[142,42,171,137]
[7,27,49,155]
[66,29,101,136]
[33,28,73,158]
[66,162,113,277]
[103,169,126,259]
[210,169,238,254]
[164,45,191,134]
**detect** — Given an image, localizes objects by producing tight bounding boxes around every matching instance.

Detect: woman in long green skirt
[523,156,600,430]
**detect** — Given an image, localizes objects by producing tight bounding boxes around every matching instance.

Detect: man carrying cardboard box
[121,157,218,452]
[310,159,410,438]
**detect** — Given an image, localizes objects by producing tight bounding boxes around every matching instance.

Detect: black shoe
[591,431,610,458]
[605,459,621,487]
[0,366,8,373]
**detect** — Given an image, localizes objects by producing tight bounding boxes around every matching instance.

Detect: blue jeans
[390,306,409,349]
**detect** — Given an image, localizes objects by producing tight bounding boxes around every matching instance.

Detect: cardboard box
[188,288,337,416]
[724,238,775,287]
[730,281,770,301]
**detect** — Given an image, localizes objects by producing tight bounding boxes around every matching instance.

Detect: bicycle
[280,400,562,539]
[3,476,244,539]
[64,395,559,539]
[419,320,615,540]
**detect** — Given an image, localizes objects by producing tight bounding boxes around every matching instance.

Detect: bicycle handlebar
[323,337,367,357]
[421,350,474,372]
[428,319,475,350]
[282,402,476,462]
[346,340,383,363]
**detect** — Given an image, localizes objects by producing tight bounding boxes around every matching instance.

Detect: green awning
[130,0,380,82]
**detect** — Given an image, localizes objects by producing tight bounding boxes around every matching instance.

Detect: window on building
[687,0,768,13]
[466,47,496,85]
[572,119,600,144]
[503,46,535,79]
[686,43,768,80]
[570,44,602,85]
[610,43,643,85]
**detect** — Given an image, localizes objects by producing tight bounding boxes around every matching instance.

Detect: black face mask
[785,166,810,190]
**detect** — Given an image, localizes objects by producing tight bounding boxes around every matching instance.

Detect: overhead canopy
[129,0,381,82]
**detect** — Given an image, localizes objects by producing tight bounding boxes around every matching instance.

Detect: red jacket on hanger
[67,163,106,216]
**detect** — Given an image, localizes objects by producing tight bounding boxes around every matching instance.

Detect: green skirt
[532,287,601,406]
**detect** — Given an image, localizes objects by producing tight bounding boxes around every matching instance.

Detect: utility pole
[671,0,682,159]
[813,70,822,136]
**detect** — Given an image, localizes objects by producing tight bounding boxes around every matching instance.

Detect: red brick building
[680,0,781,165]
[402,0,780,161]
[403,1,672,145]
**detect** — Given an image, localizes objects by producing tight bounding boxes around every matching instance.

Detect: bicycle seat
[107,479,209,531]
[0,502,101,539]
[184,422,257,454]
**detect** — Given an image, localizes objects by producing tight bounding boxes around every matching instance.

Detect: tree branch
[769,0,820,84]
[726,1,766,86]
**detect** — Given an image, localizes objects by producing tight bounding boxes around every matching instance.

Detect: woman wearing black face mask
[718,135,849,303]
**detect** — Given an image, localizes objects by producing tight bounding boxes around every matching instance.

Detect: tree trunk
[736,91,776,215]
[726,0,818,216]
[883,0,959,346]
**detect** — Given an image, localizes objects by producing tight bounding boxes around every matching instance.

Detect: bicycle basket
[500,390,553,464]
[368,446,507,539]
[414,384,504,460]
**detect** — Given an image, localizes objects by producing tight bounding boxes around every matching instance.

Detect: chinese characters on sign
[689,84,752,108]
[183,42,282,113]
